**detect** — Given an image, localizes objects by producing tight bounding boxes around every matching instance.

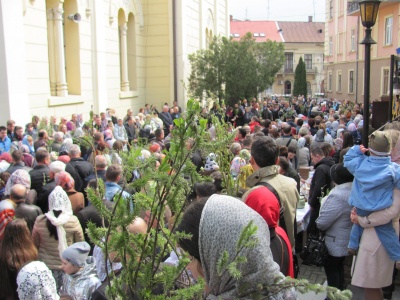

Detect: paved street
[297,263,400,299]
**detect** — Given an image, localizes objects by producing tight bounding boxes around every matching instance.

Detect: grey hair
[54,131,64,142]
[69,144,81,156]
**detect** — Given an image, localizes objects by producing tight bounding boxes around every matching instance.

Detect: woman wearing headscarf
[297,137,310,168]
[19,144,35,168]
[243,187,294,278]
[55,171,84,215]
[4,169,36,205]
[22,135,35,156]
[316,164,353,292]
[17,261,59,300]
[0,197,15,240]
[310,129,325,150]
[32,186,84,290]
[177,195,296,299]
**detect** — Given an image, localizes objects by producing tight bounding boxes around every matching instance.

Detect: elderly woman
[177,195,296,299]
[32,186,84,290]
[316,164,353,291]
[4,169,36,204]
[297,137,310,167]
[351,189,400,300]
[55,171,84,215]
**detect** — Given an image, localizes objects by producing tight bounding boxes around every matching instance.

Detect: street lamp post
[359,0,380,147]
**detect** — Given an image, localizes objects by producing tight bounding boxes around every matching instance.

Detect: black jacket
[14,202,42,232]
[37,180,56,213]
[66,158,93,193]
[29,164,50,194]
[308,157,335,209]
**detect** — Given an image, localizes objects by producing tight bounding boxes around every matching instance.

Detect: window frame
[349,70,354,94]
[385,16,393,46]
[304,54,313,70]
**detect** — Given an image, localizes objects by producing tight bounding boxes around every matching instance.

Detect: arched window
[284,80,292,95]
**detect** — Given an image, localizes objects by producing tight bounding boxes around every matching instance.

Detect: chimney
[308,16,313,22]
[230,15,233,22]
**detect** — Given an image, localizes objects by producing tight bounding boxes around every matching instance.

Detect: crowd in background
[0,95,399,300]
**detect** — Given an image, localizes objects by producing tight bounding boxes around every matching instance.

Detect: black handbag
[300,232,328,267]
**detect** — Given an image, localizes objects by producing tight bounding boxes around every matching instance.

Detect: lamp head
[68,13,81,23]
[359,0,381,28]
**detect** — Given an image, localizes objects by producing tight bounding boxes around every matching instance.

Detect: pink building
[325,0,400,103]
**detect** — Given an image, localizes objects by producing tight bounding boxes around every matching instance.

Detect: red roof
[277,21,325,43]
[230,20,282,42]
[230,20,325,44]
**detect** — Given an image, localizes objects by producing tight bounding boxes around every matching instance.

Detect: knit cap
[61,241,90,267]
[369,131,391,156]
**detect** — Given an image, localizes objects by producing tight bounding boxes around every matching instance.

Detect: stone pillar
[53,7,68,96]
[119,24,130,91]
[47,9,57,96]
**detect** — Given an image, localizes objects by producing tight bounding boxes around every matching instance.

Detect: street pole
[361,28,372,147]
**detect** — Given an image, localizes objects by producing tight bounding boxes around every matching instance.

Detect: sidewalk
[296,263,400,299]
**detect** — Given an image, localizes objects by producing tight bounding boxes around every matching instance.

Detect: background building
[324,0,400,103]
[230,17,325,98]
[0,0,229,124]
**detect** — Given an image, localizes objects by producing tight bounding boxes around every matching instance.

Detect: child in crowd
[344,131,400,266]
[60,241,101,299]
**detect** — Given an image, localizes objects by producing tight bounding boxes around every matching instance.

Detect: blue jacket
[104,182,133,210]
[344,145,400,211]
[0,136,11,154]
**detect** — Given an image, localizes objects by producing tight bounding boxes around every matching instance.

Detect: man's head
[155,128,164,140]
[69,144,81,158]
[163,105,169,113]
[95,155,107,170]
[95,117,102,126]
[38,130,48,140]
[0,126,7,140]
[287,146,296,160]
[311,147,325,165]
[106,164,122,183]
[7,120,15,132]
[250,136,279,170]
[71,114,77,122]
[127,116,135,125]
[54,132,64,143]
[12,150,23,163]
[10,184,27,203]
[35,149,50,165]
[236,128,247,141]
[48,161,66,179]
[117,118,123,126]
[281,124,292,135]
[100,112,106,119]
[127,109,133,116]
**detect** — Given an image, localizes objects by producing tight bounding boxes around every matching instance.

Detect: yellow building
[0,0,229,124]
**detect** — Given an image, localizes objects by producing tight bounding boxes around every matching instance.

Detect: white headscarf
[45,186,73,257]
[17,261,59,300]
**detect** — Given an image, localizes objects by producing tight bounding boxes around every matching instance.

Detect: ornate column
[119,24,130,91]
[53,7,68,96]
[47,9,57,96]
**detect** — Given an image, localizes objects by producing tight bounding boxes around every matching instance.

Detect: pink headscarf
[55,171,75,190]
[0,153,12,163]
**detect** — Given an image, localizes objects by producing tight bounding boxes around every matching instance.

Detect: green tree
[293,57,307,97]
[188,34,284,106]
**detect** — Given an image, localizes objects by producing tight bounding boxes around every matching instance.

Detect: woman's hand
[350,207,359,225]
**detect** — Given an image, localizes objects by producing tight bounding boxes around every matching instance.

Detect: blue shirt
[344,145,400,211]
[0,136,11,154]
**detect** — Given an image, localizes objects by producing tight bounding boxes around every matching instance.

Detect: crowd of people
[0,95,399,299]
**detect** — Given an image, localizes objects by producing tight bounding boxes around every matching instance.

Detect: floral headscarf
[4,169,31,196]
[55,171,75,191]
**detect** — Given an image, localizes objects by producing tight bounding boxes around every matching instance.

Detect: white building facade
[0,0,229,124]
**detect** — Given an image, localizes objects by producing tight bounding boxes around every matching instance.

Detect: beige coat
[66,189,85,215]
[246,165,299,246]
[32,215,84,270]
[351,188,400,288]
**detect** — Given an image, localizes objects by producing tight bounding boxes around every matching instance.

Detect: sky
[229,0,326,22]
